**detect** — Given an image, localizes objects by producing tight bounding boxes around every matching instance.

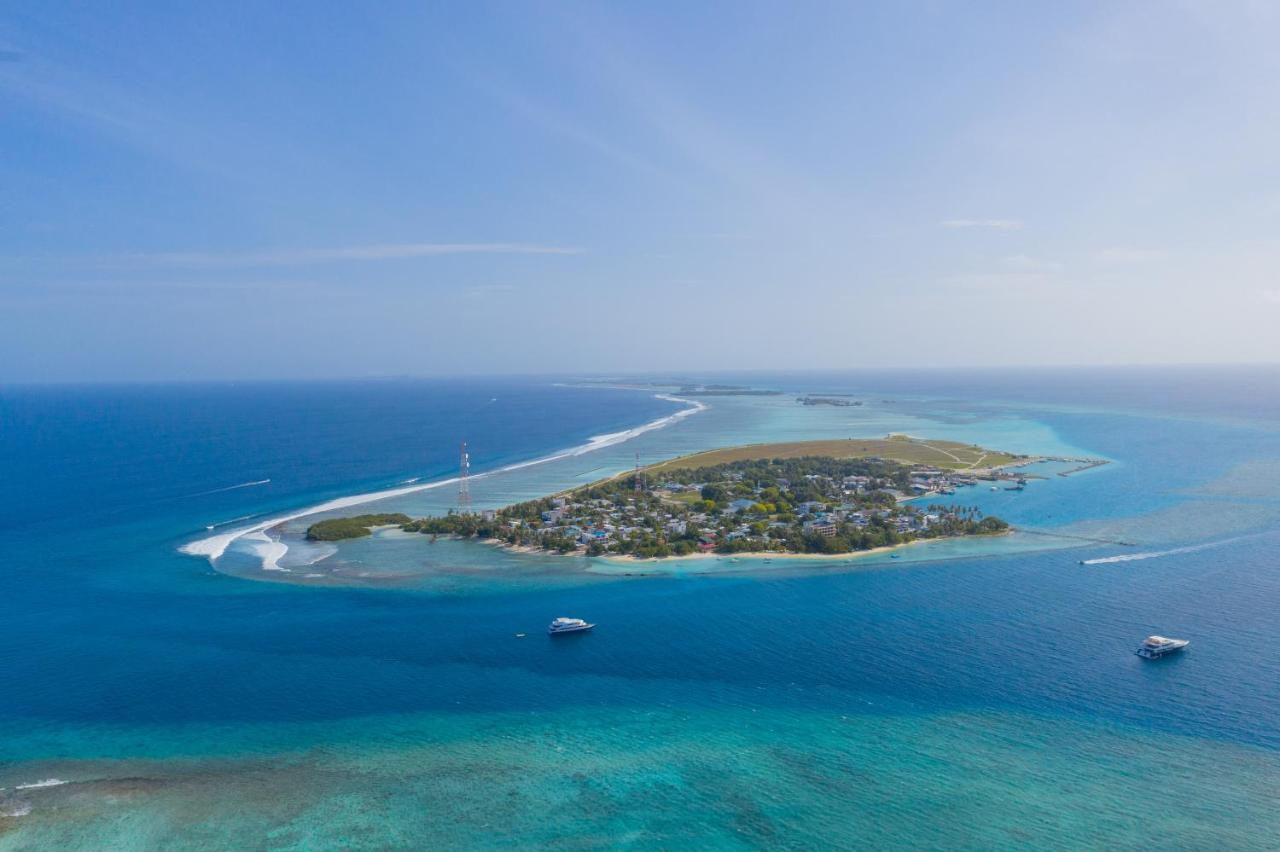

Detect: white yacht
[1135,635,1189,659]
[548,617,594,635]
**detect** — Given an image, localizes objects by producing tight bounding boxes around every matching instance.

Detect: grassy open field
[643,435,1026,473]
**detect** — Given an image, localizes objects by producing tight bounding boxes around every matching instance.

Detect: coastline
[474,530,1015,565]
[179,392,707,567]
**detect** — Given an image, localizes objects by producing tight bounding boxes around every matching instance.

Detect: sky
[2,1,1279,382]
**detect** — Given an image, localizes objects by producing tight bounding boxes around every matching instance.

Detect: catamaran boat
[548,617,594,635]
[1135,635,1189,659]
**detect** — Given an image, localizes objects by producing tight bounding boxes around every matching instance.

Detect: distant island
[677,384,783,396]
[797,395,862,407]
[310,437,1033,559]
[571,379,782,396]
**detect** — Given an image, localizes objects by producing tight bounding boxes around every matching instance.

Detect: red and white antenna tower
[458,441,471,512]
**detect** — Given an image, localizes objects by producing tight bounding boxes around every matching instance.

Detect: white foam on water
[186,479,270,498]
[206,513,260,530]
[244,531,289,571]
[1081,534,1256,565]
[1,801,32,817]
[14,779,66,790]
[179,395,706,568]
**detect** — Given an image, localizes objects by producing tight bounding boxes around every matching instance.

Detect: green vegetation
[305,513,412,541]
[393,450,1011,559]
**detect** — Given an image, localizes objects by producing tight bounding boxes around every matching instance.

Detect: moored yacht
[1135,635,1189,659]
[548,617,594,635]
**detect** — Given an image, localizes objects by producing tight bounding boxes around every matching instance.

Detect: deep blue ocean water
[2,368,1279,848]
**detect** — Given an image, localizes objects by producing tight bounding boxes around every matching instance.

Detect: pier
[1013,527,1138,547]
[1042,457,1109,476]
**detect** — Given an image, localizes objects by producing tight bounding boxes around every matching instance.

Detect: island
[676,384,784,397]
[311,437,1035,559]
[796,395,862,407]
[305,513,411,541]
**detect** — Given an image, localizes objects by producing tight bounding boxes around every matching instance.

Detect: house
[729,498,756,513]
[803,520,837,537]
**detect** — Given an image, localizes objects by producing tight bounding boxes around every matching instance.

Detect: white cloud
[113,243,584,269]
[941,219,1024,230]
[464,283,517,296]
[1260,289,1280,304]
[1096,247,1167,264]
[940,272,1054,290]
[1001,254,1062,273]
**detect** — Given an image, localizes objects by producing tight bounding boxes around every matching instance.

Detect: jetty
[1013,528,1138,547]
[1042,457,1110,476]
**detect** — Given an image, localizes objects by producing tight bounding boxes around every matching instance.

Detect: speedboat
[548,617,594,635]
[1135,635,1189,659]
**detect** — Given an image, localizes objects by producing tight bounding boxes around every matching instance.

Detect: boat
[548,617,594,635]
[1135,635,1189,659]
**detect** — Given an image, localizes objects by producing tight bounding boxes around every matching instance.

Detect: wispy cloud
[1095,247,1167,264]
[941,218,1024,230]
[1260,289,1280,304]
[463,283,517,296]
[111,243,584,269]
[941,272,1053,290]
[942,255,1062,290]
[1001,254,1062,273]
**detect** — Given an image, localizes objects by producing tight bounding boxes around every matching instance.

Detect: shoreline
[475,530,1014,565]
[179,392,707,566]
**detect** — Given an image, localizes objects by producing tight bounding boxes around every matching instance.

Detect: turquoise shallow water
[9,707,1280,849]
[3,369,1280,848]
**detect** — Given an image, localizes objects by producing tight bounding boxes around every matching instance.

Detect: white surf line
[179,394,707,566]
[1081,533,1261,565]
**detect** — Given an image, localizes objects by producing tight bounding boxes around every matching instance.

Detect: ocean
[2,368,1279,848]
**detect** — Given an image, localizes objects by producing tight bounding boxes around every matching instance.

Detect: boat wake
[1080,533,1259,565]
[205,513,262,531]
[185,479,271,498]
[179,395,706,568]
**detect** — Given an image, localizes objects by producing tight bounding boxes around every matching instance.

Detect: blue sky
[2,2,1278,381]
